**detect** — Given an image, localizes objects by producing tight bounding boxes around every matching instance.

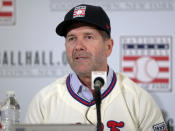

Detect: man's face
[65,25,112,77]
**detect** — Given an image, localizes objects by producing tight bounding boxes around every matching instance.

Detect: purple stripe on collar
[66,72,117,107]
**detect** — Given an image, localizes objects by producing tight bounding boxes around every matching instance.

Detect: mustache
[72,51,92,59]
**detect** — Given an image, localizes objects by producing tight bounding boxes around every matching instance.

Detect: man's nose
[74,39,86,51]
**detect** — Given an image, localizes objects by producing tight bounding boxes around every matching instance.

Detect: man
[25,4,167,131]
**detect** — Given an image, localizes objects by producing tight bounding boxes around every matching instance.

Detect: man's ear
[105,38,114,57]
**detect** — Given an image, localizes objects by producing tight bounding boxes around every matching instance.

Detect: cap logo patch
[73,6,86,18]
[106,24,110,30]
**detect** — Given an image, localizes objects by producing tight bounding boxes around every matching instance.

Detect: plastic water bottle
[0,101,2,131]
[1,91,20,131]
[0,113,2,131]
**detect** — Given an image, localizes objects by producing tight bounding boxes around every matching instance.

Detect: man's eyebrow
[66,34,75,38]
[84,32,94,35]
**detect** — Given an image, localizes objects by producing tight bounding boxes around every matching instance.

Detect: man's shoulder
[116,72,151,99]
[34,75,69,102]
[116,72,158,111]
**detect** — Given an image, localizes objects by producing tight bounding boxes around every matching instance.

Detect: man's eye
[68,37,75,41]
[87,35,93,39]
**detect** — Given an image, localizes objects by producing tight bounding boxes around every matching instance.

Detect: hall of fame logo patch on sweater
[153,122,167,131]
[120,36,172,92]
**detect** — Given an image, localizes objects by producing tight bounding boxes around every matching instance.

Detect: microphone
[94,77,104,104]
[93,77,104,131]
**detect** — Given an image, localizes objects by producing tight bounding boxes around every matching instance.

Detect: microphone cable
[85,105,95,125]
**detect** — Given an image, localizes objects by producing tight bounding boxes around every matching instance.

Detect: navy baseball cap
[56,4,111,37]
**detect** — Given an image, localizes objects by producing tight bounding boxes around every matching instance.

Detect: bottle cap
[6,91,15,97]
[0,123,2,129]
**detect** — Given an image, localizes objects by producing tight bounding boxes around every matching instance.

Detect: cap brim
[56,19,107,37]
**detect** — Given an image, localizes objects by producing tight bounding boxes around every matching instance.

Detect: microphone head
[94,77,105,88]
[91,71,107,90]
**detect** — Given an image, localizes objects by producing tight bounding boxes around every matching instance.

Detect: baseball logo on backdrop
[0,0,15,25]
[120,36,172,92]
[135,56,159,83]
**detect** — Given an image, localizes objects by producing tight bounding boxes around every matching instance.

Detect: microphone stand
[94,85,102,131]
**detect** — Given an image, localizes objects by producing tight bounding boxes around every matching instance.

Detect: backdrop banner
[0,0,174,130]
